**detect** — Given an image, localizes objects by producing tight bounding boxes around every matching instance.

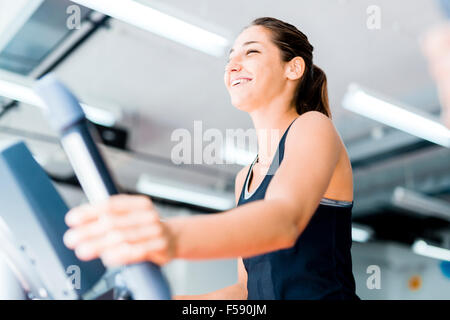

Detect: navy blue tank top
[237,117,359,300]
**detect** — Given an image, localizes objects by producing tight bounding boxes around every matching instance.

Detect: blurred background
[0,0,449,299]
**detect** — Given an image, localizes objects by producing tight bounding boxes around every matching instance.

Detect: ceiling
[39,0,442,152]
[0,0,444,143]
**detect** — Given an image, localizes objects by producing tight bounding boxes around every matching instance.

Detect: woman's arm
[167,111,341,261]
[167,199,298,260]
[63,112,341,270]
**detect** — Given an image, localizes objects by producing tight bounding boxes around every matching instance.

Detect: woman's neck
[249,105,299,168]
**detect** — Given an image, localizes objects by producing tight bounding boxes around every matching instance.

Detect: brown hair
[249,17,331,118]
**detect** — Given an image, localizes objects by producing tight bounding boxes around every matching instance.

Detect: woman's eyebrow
[229,41,262,55]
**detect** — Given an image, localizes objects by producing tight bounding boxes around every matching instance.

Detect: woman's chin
[231,98,253,112]
[232,103,251,112]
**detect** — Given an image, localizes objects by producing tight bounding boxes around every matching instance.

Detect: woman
[63,17,359,300]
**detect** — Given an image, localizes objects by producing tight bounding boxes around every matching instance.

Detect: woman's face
[224,25,290,112]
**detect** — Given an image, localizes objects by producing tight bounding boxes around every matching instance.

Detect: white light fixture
[351,224,373,243]
[71,0,229,57]
[412,239,450,261]
[0,77,117,127]
[136,174,234,211]
[392,187,450,221]
[342,83,450,148]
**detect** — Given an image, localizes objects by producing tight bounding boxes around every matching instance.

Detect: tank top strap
[239,155,258,200]
[266,116,299,175]
[278,116,299,162]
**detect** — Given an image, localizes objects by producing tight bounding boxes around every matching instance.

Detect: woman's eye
[225,50,258,65]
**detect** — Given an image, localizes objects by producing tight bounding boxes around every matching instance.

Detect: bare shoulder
[293,111,336,131]
[288,111,352,201]
[234,164,250,204]
[286,111,341,151]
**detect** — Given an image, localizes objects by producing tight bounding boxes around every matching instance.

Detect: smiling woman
[63,16,358,300]
[224,17,330,121]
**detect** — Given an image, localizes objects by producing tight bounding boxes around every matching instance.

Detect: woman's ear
[285,57,305,81]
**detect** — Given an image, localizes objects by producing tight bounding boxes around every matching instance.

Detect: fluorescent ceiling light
[412,239,450,261]
[342,83,450,148]
[137,174,234,211]
[351,224,373,243]
[0,77,117,127]
[392,187,450,221]
[71,0,229,57]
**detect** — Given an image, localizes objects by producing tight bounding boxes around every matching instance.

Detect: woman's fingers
[106,194,154,214]
[65,195,154,227]
[101,238,170,266]
[70,224,166,261]
[107,209,159,229]
[64,218,109,249]
[64,210,160,248]
[101,243,149,266]
[65,202,104,227]
[62,194,173,266]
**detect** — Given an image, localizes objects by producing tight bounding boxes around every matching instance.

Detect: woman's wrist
[164,215,188,260]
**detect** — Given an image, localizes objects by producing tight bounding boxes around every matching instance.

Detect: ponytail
[294,64,331,119]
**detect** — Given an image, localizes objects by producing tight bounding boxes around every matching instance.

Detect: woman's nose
[226,60,242,73]
[230,63,242,72]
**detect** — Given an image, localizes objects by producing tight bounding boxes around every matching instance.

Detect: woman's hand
[422,23,450,128]
[63,194,176,267]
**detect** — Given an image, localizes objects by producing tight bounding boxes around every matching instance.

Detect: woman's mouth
[231,78,253,87]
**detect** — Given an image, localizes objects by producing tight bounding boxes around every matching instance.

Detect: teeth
[232,78,251,86]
